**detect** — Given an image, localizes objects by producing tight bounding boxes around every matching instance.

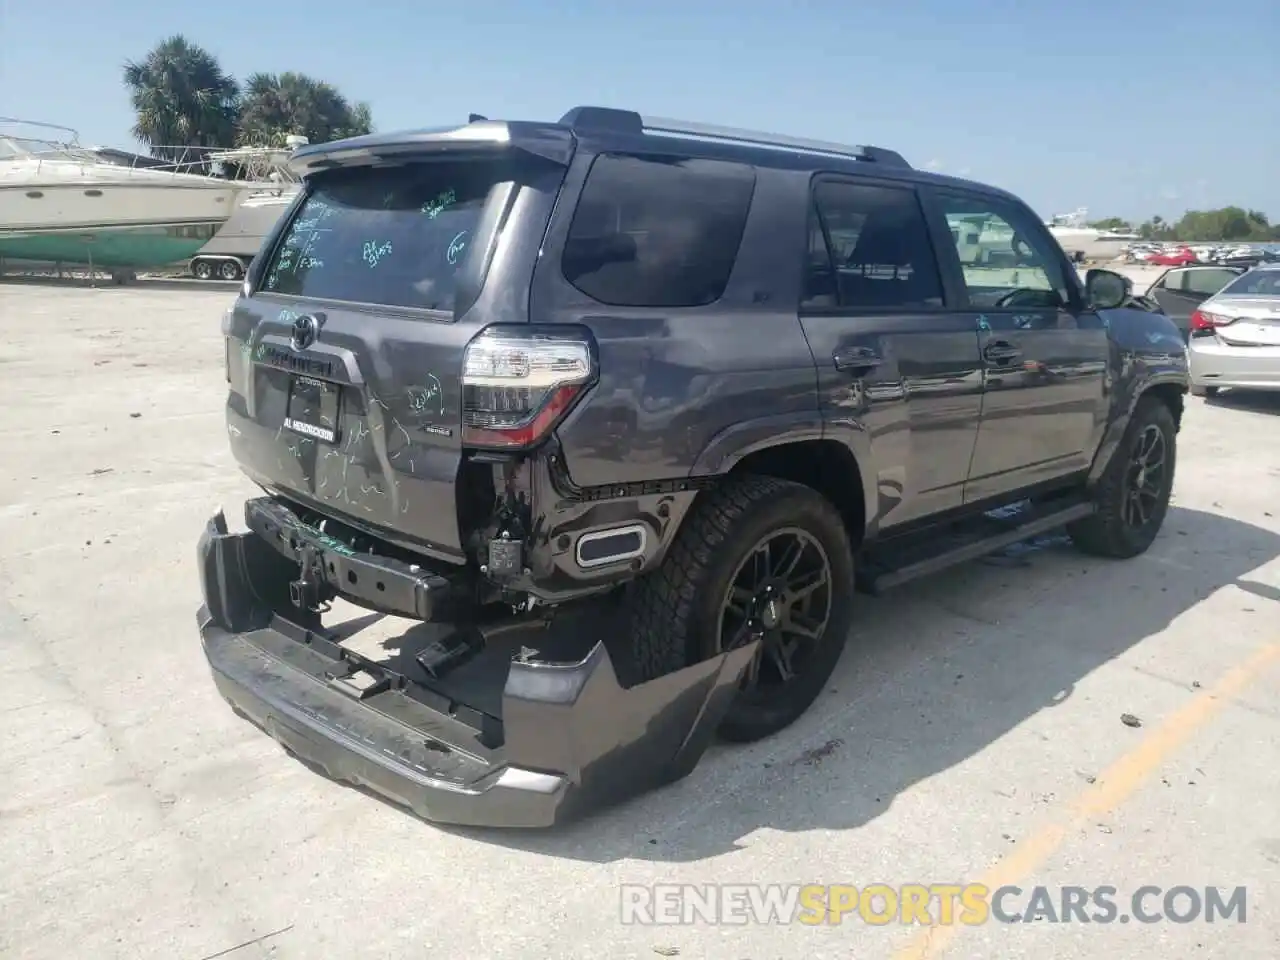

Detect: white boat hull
[196,188,298,258]
[1048,229,1138,261]
[0,177,240,235]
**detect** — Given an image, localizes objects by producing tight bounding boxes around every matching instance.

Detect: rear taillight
[461,326,596,449]
[1189,309,1235,332]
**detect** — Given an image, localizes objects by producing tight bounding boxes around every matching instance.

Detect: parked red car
[1146,246,1198,266]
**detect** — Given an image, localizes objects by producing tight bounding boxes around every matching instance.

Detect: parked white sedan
[1188,263,1280,397]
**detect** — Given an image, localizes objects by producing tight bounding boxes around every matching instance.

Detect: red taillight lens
[461,326,595,449]
[1189,309,1235,332]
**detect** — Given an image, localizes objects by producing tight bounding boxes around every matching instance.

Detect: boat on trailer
[186,140,305,281]
[0,118,266,278]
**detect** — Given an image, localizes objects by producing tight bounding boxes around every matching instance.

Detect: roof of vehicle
[287,104,1022,203]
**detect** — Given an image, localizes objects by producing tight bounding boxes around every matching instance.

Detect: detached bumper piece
[196,508,757,828]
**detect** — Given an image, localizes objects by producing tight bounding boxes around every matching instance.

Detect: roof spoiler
[557,105,910,169]
[287,118,576,175]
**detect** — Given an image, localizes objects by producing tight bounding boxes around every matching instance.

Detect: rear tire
[218,259,244,282]
[621,475,856,742]
[1067,396,1177,559]
[192,259,214,280]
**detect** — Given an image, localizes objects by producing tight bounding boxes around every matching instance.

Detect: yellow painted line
[893,641,1280,960]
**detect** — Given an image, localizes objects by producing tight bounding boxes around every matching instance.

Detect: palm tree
[122,35,239,166]
[236,71,373,147]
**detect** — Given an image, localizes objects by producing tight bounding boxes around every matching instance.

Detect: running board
[858,499,1095,595]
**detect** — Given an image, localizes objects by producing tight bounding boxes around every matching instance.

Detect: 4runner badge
[290,314,320,350]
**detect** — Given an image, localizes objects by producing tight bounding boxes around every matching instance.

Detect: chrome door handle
[983,340,1021,364]
[833,347,882,373]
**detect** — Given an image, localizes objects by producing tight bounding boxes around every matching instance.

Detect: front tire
[1068,396,1177,558]
[623,475,856,742]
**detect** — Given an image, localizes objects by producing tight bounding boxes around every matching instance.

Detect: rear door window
[261,158,521,312]
[802,179,945,310]
[561,154,755,308]
[1184,268,1243,296]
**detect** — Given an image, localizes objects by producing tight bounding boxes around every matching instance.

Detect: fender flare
[1088,366,1187,486]
[688,412,879,539]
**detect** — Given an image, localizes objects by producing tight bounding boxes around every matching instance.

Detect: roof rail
[556,105,909,169]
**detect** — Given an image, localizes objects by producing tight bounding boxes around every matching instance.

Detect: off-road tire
[619,475,856,742]
[1067,396,1177,559]
[1189,383,1218,398]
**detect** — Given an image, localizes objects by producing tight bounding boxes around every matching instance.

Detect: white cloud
[925,158,943,171]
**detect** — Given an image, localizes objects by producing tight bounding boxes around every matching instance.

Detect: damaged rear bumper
[196,507,757,828]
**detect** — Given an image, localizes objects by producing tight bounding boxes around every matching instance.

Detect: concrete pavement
[1,281,1277,960]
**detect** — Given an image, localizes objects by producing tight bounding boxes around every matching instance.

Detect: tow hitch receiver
[196,508,759,828]
[289,543,327,612]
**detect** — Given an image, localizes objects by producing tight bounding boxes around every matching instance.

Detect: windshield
[260,157,521,312]
[1218,270,1280,298]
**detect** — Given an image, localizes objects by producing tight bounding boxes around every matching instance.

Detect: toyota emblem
[290,314,319,350]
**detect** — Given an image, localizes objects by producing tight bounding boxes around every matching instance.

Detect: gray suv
[197,106,1189,827]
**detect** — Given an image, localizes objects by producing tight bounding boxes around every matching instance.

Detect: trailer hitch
[289,542,328,612]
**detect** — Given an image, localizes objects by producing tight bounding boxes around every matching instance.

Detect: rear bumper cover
[196,508,756,828]
[1189,337,1280,389]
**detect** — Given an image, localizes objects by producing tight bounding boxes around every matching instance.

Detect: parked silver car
[1187,262,1280,397]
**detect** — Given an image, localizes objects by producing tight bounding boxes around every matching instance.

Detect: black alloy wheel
[716,527,833,694]
[1122,424,1166,530]
[1066,396,1177,559]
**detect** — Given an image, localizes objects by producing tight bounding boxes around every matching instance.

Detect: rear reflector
[461,326,595,449]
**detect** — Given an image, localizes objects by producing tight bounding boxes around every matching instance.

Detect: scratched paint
[406,374,444,417]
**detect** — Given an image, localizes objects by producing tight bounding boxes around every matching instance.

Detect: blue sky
[2,0,1276,223]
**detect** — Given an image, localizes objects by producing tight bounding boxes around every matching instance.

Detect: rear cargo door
[223,153,560,561]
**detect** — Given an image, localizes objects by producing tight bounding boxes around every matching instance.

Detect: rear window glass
[561,154,755,308]
[1219,269,1280,297]
[262,159,511,311]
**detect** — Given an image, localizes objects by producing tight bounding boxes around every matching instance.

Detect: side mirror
[1085,268,1131,310]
